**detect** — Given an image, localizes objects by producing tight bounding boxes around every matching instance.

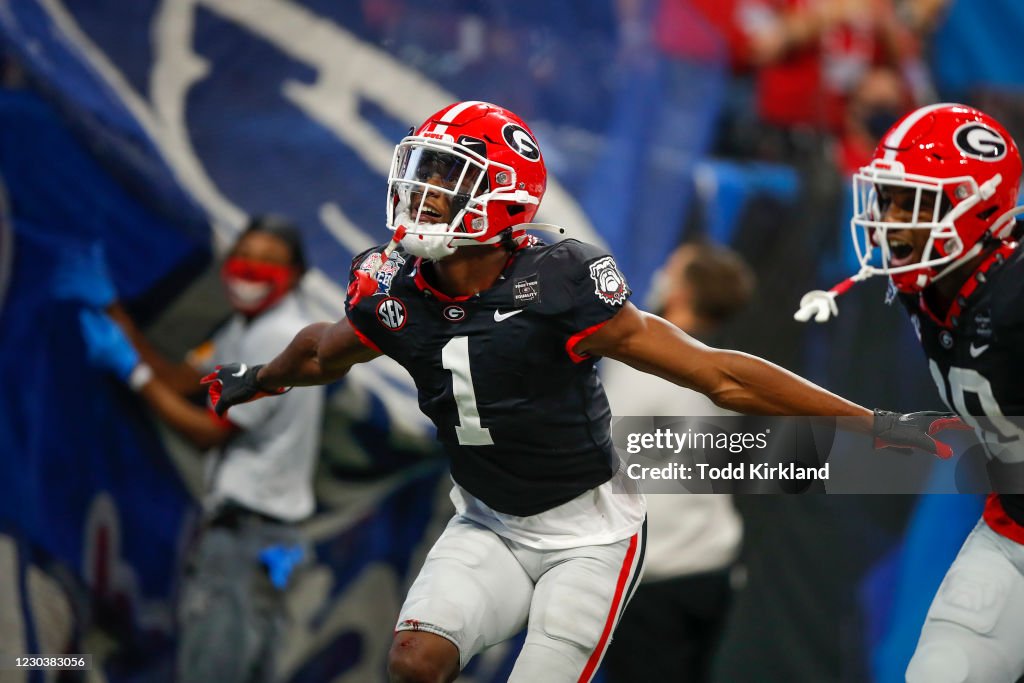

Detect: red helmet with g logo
[851,103,1023,293]
[386,101,547,259]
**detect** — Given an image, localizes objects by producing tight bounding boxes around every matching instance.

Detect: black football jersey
[899,244,1024,525]
[345,238,631,516]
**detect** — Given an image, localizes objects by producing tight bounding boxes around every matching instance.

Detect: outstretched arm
[205,318,380,416]
[578,302,871,420]
[256,319,380,389]
[578,303,966,456]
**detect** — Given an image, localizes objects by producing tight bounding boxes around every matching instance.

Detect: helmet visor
[387,141,487,235]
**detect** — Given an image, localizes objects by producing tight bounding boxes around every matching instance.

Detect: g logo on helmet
[501,123,541,162]
[954,123,1007,161]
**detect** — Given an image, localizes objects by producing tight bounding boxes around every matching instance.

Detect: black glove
[872,410,971,459]
[201,363,286,417]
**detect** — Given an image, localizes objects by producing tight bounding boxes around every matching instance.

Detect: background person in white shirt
[80,215,324,683]
[602,242,753,683]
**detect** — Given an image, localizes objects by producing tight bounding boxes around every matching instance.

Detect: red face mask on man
[221,257,294,316]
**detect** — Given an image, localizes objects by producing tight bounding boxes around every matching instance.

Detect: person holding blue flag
[74,215,324,683]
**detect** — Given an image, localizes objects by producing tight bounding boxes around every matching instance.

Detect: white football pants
[395,514,646,682]
[906,519,1024,683]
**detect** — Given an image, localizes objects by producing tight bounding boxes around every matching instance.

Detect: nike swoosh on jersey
[232,363,248,377]
[969,343,990,358]
[493,309,524,322]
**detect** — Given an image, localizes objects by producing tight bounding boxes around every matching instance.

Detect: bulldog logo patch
[589,256,628,306]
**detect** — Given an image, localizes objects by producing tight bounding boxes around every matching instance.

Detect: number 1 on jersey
[442,336,494,446]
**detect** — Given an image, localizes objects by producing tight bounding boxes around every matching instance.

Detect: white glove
[794,290,839,323]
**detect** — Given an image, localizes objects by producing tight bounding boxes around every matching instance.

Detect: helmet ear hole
[976,205,998,222]
[507,205,525,217]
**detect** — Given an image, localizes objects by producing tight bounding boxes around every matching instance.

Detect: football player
[204,101,956,683]
[796,102,1024,682]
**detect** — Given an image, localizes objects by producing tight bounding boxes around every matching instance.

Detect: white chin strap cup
[793,289,839,323]
[400,229,458,260]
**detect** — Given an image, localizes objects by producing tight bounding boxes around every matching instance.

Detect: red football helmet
[851,103,1023,293]
[386,101,547,260]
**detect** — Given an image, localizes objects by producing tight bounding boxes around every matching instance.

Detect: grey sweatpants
[176,515,306,683]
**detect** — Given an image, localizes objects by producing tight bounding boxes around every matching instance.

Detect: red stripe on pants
[577,531,639,683]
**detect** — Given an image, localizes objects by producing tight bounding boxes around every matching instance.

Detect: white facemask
[394,211,458,260]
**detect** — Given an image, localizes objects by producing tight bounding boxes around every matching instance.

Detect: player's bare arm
[579,302,871,420]
[581,303,963,454]
[204,318,380,416]
[255,319,380,389]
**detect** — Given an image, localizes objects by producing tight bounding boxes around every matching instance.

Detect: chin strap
[793,270,872,323]
[515,223,567,236]
[989,205,1024,240]
[451,222,567,247]
[927,240,985,287]
[793,246,979,324]
[795,227,1022,324]
[797,173,1022,324]
[348,225,407,306]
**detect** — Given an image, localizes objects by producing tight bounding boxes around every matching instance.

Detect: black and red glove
[201,363,287,417]
[872,410,972,459]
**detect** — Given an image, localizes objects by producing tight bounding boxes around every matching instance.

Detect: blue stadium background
[1,1,1022,681]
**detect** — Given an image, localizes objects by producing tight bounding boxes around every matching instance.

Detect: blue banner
[0,2,729,680]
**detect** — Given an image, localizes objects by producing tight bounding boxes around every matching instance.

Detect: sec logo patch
[376,297,407,331]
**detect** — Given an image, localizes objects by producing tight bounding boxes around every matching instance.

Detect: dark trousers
[603,569,733,683]
[176,508,307,683]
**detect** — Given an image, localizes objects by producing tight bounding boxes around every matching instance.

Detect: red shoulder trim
[566,320,610,363]
[346,317,382,353]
